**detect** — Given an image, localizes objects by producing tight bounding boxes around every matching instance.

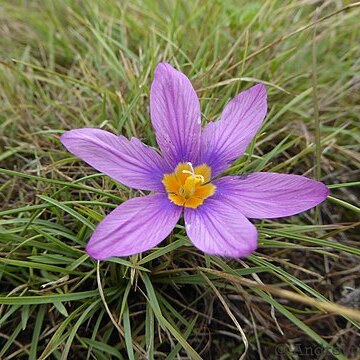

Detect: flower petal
[86,194,182,259]
[184,198,258,257]
[200,84,267,176]
[61,128,170,192]
[150,63,201,167]
[214,173,329,219]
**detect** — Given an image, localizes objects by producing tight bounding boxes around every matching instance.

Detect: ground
[0,1,359,359]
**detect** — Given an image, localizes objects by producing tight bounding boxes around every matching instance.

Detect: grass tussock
[0,0,360,359]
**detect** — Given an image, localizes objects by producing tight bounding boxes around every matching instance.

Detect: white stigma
[182,162,204,183]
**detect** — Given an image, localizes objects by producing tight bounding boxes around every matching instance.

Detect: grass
[0,0,359,359]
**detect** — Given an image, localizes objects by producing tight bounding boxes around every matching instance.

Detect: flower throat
[162,162,216,209]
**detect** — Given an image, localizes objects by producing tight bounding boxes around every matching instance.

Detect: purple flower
[61,63,329,260]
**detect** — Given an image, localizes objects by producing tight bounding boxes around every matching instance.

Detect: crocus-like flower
[61,63,329,260]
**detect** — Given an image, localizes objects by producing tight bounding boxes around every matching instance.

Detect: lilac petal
[214,173,329,219]
[61,128,171,192]
[200,84,267,176]
[184,198,258,258]
[86,194,182,259]
[150,63,201,167]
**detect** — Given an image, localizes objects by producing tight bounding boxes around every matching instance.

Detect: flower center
[162,162,216,209]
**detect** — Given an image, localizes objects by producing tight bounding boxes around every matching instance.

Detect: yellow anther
[182,171,204,183]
